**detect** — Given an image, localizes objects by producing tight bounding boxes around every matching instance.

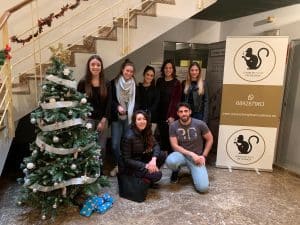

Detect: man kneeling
[166,102,213,193]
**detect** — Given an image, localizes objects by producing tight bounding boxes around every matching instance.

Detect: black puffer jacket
[120,127,161,174]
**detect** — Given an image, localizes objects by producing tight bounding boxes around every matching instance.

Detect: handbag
[117,173,149,203]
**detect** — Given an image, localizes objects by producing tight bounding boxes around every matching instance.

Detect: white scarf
[116,76,135,124]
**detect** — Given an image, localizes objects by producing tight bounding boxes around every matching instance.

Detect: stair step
[15,73,44,95]
[68,36,97,67]
[0,125,5,132]
[97,26,117,41]
[34,63,52,75]
[22,75,44,81]
[0,81,30,95]
[66,0,178,67]
[154,0,175,5]
[140,1,157,16]
[114,17,138,29]
[69,36,96,53]
[132,8,156,17]
[11,84,30,95]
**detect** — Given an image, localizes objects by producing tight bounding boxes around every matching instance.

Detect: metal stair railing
[0,0,162,138]
[0,21,14,138]
[11,0,158,79]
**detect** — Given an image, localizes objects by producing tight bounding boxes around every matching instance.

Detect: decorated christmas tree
[18,45,108,219]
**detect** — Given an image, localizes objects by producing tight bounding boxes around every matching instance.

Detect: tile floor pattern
[1,166,300,225]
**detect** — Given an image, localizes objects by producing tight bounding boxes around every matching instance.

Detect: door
[276,40,300,174]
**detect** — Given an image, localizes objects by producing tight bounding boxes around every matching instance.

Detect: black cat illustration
[242,47,269,70]
[234,134,259,154]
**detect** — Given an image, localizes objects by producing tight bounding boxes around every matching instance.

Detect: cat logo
[226,129,265,165]
[233,41,276,82]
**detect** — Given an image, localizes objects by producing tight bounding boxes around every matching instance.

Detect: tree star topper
[49,43,71,64]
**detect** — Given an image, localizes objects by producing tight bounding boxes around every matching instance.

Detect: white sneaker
[110,166,118,177]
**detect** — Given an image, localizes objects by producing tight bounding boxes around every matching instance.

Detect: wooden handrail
[0,0,35,30]
[0,11,11,31]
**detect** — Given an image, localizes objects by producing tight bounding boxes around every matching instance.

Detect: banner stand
[227,165,232,173]
[216,36,289,172]
[255,168,261,175]
[222,165,262,175]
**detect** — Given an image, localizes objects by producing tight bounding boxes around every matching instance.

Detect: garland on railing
[10,0,89,45]
[0,44,11,69]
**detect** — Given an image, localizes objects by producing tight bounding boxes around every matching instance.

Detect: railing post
[122,0,126,56]
[2,22,15,138]
[127,6,130,54]
[198,0,204,9]
[30,0,39,105]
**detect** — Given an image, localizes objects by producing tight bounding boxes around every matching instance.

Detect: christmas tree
[18,45,109,219]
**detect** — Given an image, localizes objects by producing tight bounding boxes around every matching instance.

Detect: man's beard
[180,116,189,123]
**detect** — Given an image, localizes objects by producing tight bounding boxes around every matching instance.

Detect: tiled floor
[1,166,300,225]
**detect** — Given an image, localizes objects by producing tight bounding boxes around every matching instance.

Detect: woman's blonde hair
[184,62,204,95]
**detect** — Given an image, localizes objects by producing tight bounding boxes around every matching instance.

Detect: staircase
[0,0,217,175]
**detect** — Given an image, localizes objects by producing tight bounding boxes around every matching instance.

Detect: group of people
[77,55,213,195]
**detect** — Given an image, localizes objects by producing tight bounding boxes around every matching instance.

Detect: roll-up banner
[216,36,289,171]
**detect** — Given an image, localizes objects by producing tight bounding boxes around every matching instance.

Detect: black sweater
[135,83,160,123]
[77,80,111,121]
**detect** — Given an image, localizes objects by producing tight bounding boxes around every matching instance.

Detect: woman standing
[182,62,209,123]
[135,65,159,131]
[120,110,166,185]
[156,59,181,154]
[110,59,136,176]
[77,55,111,167]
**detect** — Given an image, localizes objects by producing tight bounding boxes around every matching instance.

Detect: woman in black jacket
[120,110,166,184]
[182,62,209,123]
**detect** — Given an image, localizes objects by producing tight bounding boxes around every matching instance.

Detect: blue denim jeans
[166,151,209,193]
[111,118,129,165]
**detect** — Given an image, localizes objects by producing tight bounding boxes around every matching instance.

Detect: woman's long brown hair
[131,110,154,151]
[84,55,107,99]
[160,59,176,79]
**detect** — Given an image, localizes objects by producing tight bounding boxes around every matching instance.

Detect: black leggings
[134,151,166,183]
[157,121,172,154]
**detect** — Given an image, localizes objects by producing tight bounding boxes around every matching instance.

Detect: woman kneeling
[120,110,166,186]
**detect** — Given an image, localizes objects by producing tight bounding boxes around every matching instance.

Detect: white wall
[0,138,12,175]
[220,4,300,40]
[71,0,218,81]
[106,4,300,82]
[0,0,20,14]
[105,18,220,82]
